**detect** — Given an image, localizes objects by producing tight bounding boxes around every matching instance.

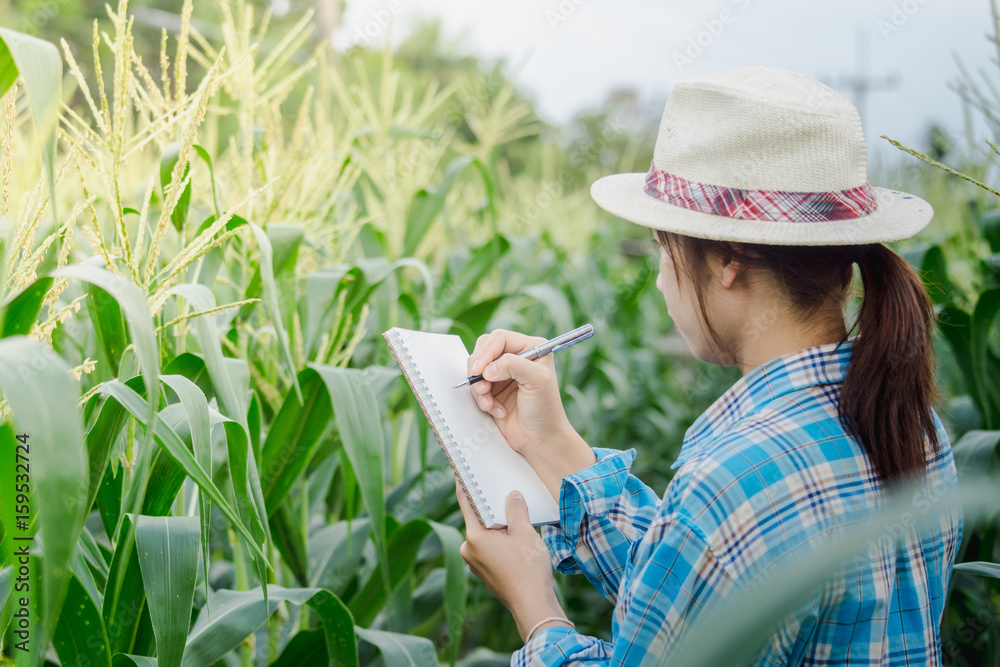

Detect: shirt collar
[672,336,855,470]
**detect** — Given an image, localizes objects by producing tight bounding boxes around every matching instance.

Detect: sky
[329,0,997,178]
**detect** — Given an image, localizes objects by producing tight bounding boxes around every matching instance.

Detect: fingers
[455,478,484,535]
[468,334,491,375]
[467,329,546,415]
[469,329,547,378]
[504,490,532,536]
[482,352,553,391]
[477,392,504,420]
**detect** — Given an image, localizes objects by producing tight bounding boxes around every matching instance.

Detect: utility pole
[833,28,900,129]
[820,28,901,127]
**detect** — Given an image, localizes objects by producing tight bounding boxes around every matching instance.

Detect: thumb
[483,353,552,390]
[505,490,532,534]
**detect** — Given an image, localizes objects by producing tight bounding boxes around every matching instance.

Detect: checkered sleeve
[511,627,614,667]
[513,508,737,666]
[539,447,662,604]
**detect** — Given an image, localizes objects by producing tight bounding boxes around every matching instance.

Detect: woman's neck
[733,316,849,375]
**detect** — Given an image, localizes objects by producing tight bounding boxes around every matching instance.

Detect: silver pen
[453,323,595,388]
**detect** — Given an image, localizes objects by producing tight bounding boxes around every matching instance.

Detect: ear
[720,257,743,289]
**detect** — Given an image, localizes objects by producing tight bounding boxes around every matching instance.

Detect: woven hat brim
[590,173,933,246]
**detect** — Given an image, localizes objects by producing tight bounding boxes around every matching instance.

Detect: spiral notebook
[382,327,560,528]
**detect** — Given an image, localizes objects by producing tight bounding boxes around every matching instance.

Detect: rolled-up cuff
[511,625,613,666]
[541,447,639,572]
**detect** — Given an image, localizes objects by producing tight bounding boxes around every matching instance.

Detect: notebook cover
[383,327,559,528]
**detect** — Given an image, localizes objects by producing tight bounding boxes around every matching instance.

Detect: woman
[455,66,963,665]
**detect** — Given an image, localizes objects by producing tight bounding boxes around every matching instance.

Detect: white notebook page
[394,328,559,527]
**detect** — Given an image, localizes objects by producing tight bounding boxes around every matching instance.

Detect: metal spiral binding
[382,329,493,525]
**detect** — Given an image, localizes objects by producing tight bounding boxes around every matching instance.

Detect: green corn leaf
[939,306,977,409]
[247,390,262,462]
[355,627,438,667]
[85,376,147,533]
[97,460,124,543]
[131,394,269,605]
[971,288,1000,429]
[135,516,200,667]
[270,225,305,350]
[247,222,302,403]
[97,381,267,564]
[84,283,129,377]
[52,573,112,667]
[302,268,349,359]
[951,430,1000,474]
[0,564,12,642]
[428,521,467,666]
[397,291,421,329]
[266,224,305,277]
[219,416,270,603]
[301,258,433,361]
[68,537,104,614]
[159,143,192,233]
[0,27,61,225]
[181,586,357,667]
[920,245,957,306]
[469,156,498,225]
[261,368,331,514]
[74,271,162,645]
[954,561,1000,578]
[309,364,389,607]
[0,277,53,337]
[440,235,511,320]
[191,145,221,218]
[0,337,88,666]
[403,154,474,257]
[269,502,309,585]
[86,375,157,544]
[111,656,158,666]
[53,265,160,461]
[162,353,211,396]
[102,514,151,657]
[139,403,211,518]
[270,628,327,666]
[192,214,247,289]
[308,518,371,596]
[307,450,340,517]
[348,518,466,633]
[519,283,575,340]
[238,224,303,321]
[447,296,509,351]
[157,376,213,606]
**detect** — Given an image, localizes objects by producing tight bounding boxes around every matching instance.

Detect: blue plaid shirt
[513,338,962,666]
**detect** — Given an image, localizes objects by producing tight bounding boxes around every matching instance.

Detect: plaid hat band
[643,162,880,223]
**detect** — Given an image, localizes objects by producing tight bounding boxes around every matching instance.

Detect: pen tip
[453,380,468,388]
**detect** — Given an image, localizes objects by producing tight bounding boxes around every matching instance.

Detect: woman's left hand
[455,480,568,641]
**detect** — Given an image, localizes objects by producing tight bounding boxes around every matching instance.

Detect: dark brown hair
[655,229,940,483]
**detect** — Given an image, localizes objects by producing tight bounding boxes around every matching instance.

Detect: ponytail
[656,231,941,484]
[840,244,940,482]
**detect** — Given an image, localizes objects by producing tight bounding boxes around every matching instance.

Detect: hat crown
[652,66,869,192]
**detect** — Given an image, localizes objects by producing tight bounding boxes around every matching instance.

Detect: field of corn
[1,0,1000,664]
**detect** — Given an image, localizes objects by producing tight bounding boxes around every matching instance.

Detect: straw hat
[590,66,932,246]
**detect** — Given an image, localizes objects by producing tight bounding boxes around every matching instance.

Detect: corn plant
[0,0,525,662]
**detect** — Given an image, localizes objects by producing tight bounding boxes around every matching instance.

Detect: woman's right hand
[466,329,572,456]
